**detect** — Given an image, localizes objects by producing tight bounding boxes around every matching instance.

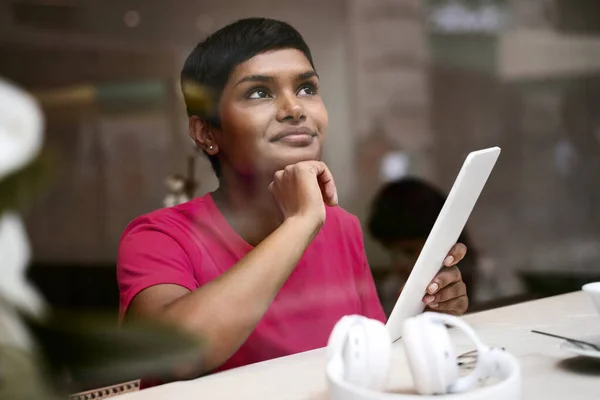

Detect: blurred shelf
[499,29,600,81]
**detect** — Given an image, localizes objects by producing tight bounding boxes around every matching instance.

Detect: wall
[428,0,600,299]
[345,0,433,268]
[0,0,354,265]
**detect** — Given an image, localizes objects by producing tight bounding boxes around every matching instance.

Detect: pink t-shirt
[117,193,386,373]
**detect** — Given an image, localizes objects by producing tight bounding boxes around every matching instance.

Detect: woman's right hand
[269,161,338,230]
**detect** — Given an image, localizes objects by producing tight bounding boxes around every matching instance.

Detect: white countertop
[117,291,600,399]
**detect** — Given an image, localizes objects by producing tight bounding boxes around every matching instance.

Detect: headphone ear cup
[327,315,362,362]
[403,315,458,395]
[341,317,391,391]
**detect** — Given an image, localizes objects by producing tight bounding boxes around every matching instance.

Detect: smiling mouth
[270,127,317,146]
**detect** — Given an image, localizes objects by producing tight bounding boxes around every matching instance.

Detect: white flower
[0,78,44,181]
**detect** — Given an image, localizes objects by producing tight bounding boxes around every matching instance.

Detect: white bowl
[582,282,600,316]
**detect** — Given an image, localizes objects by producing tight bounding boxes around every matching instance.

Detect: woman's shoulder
[325,205,361,228]
[121,194,214,238]
[321,206,369,267]
[323,205,364,247]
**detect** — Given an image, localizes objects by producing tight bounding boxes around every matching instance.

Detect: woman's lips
[270,127,317,147]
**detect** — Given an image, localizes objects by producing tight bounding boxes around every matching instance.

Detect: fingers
[429,295,469,315]
[275,161,338,206]
[426,266,461,296]
[443,242,467,267]
[424,281,466,304]
[268,170,283,194]
[308,161,338,206]
[422,266,468,315]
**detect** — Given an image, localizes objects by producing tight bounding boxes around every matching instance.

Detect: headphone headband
[326,314,521,400]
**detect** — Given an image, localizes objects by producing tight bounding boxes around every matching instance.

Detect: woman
[117,17,468,379]
[368,177,477,314]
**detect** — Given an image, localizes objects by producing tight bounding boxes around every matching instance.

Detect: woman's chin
[272,149,322,168]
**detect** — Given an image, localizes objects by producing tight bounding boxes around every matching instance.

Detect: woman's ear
[189,116,219,156]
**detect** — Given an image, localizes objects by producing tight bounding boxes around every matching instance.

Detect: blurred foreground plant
[0,78,205,399]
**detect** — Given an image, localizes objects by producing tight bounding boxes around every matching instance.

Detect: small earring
[208,145,214,151]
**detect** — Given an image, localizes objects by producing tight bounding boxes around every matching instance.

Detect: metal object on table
[69,379,140,400]
[531,329,600,351]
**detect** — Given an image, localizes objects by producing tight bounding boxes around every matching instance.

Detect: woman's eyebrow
[235,75,274,86]
[235,70,318,86]
[297,71,318,80]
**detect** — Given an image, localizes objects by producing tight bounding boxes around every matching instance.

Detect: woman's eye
[248,89,269,99]
[298,84,317,96]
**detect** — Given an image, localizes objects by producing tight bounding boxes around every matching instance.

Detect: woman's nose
[276,93,306,122]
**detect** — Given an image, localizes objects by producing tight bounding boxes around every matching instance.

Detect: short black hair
[368,177,474,249]
[181,17,316,177]
[368,177,478,299]
[368,177,449,244]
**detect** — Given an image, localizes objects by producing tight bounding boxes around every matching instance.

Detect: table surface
[117,291,600,400]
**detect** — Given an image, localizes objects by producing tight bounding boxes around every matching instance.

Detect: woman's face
[215,48,328,178]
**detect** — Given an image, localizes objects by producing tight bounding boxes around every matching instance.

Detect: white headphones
[326,312,521,400]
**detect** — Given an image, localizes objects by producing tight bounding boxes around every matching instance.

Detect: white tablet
[385,147,501,342]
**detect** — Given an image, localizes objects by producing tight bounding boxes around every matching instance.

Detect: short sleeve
[348,215,387,323]
[117,218,198,321]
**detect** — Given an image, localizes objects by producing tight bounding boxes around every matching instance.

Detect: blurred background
[2,0,600,320]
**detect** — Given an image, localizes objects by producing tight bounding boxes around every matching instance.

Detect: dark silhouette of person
[368,177,478,312]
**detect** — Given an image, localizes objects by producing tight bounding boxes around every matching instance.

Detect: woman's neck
[211,172,282,246]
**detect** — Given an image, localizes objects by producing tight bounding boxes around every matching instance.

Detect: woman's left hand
[422,243,469,315]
